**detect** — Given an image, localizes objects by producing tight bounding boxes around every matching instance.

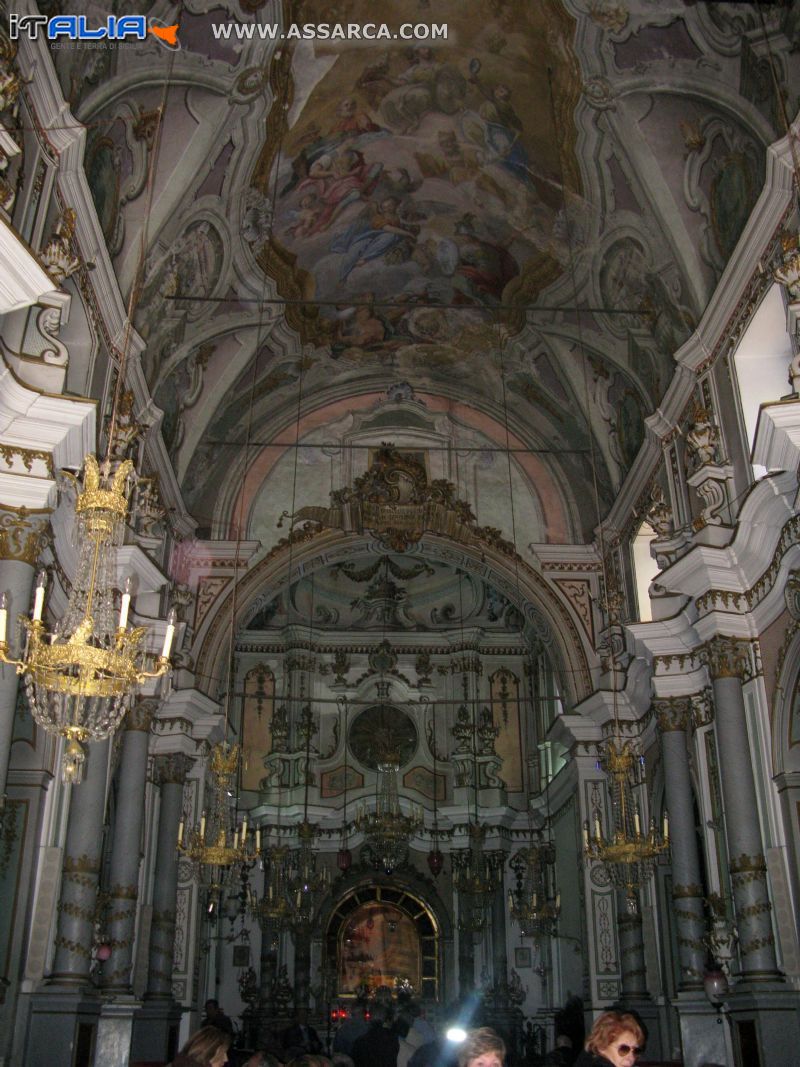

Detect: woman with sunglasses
[574,1011,645,1067]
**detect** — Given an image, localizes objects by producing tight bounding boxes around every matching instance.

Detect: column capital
[653,696,692,732]
[153,752,193,785]
[0,506,51,564]
[124,697,159,732]
[706,635,755,681]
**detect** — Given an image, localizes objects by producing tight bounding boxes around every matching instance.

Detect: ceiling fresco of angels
[247,0,582,361]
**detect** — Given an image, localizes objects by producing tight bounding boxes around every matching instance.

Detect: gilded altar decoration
[280,444,516,554]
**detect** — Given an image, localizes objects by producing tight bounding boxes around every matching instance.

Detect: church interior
[2,2,800,1066]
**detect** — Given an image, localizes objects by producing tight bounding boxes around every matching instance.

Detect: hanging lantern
[427,847,444,877]
[0,456,174,783]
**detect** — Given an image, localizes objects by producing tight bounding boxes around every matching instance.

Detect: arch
[317,869,453,1003]
[192,530,595,711]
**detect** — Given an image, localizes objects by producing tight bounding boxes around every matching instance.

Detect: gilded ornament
[706,636,753,681]
[0,509,50,565]
[654,697,691,733]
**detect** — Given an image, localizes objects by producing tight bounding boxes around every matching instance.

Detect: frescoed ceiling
[50,0,799,544]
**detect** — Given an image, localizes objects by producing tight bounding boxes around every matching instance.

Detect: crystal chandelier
[584,739,669,909]
[0,456,175,783]
[249,836,293,940]
[508,840,560,940]
[178,742,257,915]
[289,819,331,928]
[355,753,423,875]
[453,822,503,934]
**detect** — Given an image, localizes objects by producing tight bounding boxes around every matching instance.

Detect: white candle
[256,828,262,852]
[582,822,589,847]
[161,608,176,659]
[663,810,669,842]
[0,592,7,644]
[177,819,184,846]
[594,813,601,840]
[199,812,206,839]
[118,576,132,630]
[633,807,641,836]
[32,571,46,622]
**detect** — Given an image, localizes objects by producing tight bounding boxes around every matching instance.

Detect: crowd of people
[167,1003,645,1067]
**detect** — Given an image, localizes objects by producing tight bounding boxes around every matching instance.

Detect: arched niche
[321,878,446,1003]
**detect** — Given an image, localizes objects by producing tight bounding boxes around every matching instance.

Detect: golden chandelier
[0,456,174,783]
[178,742,258,914]
[584,739,669,908]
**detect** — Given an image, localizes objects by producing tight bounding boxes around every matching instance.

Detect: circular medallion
[349,704,417,769]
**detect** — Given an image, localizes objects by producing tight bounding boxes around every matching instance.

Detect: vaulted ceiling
[53,0,798,545]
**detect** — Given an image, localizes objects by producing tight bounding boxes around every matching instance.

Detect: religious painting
[321,765,364,798]
[338,901,421,994]
[247,0,582,362]
[514,946,532,968]
[241,664,275,791]
[491,668,523,792]
[85,136,120,244]
[403,765,445,801]
[710,154,756,261]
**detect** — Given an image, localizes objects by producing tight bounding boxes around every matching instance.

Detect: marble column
[458,922,474,998]
[50,738,111,984]
[0,509,49,798]
[146,753,193,998]
[491,878,508,984]
[655,697,707,989]
[257,924,279,1046]
[102,699,157,992]
[708,637,780,979]
[293,928,311,1010]
[616,890,648,998]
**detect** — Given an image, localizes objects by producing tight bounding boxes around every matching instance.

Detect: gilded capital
[654,696,692,733]
[0,508,51,565]
[153,752,193,785]
[706,635,752,681]
[124,698,159,732]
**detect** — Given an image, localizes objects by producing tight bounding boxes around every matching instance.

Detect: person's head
[369,1002,393,1028]
[180,1026,232,1067]
[457,1028,506,1067]
[247,1055,282,1067]
[585,1012,645,1067]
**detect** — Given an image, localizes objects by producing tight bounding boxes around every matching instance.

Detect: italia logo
[8,14,179,48]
